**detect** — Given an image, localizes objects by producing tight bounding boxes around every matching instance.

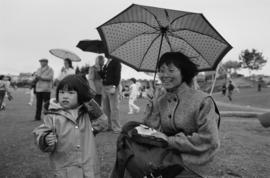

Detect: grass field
[213,87,270,110]
[0,88,270,178]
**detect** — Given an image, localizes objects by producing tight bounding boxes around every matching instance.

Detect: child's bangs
[56,74,94,103]
[58,80,77,91]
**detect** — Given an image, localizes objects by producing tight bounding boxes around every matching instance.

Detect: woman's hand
[151,131,168,142]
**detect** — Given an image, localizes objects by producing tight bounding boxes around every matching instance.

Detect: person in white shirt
[57,58,75,82]
[0,75,13,110]
[128,78,140,114]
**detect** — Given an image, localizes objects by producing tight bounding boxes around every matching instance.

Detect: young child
[33,74,107,178]
[128,78,140,114]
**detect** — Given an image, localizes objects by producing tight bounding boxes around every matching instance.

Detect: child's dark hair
[157,52,198,86]
[56,74,94,104]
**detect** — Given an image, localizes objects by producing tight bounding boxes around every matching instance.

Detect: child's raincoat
[33,99,108,178]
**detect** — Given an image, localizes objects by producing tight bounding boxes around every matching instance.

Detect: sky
[1,0,270,79]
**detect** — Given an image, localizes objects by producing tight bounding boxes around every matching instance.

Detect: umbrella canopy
[97,4,232,72]
[76,40,106,54]
[49,49,81,62]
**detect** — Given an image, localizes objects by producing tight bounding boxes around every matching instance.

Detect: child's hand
[86,99,103,119]
[45,132,57,146]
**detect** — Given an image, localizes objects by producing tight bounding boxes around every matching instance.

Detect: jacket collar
[166,82,190,96]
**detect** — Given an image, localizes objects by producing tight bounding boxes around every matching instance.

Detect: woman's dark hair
[56,74,94,104]
[65,58,73,69]
[0,75,4,80]
[157,52,198,86]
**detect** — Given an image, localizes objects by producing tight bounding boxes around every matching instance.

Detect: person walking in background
[34,59,54,121]
[257,77,263,92]
[227,80,235,101]
[100,58,122,133]
[88,55,105,106]
[221,82,227,96]
[28,72,37,106]
[33,74,107,178]
[0,75,13,111]
[128,78,140,114]
[56,58,75,83]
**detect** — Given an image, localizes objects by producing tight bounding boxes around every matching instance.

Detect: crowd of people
[1,52,225,177]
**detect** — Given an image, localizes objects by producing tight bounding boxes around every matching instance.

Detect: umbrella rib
[170,13,197,26]
[110,31,160,54]
[170,28,226,44]
[164,33,173,52]
[167,32,212,67]
[139,6,162,27]
[138,34,161,69]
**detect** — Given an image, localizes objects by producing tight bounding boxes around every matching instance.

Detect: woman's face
[58,89,79,109]
[158,62,182,90]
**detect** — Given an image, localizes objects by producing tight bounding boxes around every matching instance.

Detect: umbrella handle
[153,33,165,90]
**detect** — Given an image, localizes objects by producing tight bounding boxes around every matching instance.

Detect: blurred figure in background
[56,58,75,83]
[227,80,235,101]
[128,78,140,114]
[28,72,37,106]
[99,58,122,133]
[221,82,227,96]
[34,59,54,121]
[88,55,105,106]
[0,75,13,111]
[257,77,264,92]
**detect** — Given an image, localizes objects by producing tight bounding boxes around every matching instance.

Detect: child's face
[58,90,79,109]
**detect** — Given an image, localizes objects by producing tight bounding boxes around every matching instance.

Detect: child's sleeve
[91,114,108,133]
[32,115,56,152]
[84,99,108,132]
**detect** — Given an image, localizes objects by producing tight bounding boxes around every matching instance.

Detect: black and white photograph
[1,0,270,177]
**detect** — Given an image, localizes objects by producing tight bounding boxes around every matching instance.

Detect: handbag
[111,121,186,178]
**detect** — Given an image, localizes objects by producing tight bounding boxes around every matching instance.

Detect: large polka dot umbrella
[97,4,232,72]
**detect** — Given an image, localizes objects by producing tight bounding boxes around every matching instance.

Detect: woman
[57,58,75,82]
[88,55,104,106]
[143,52,220,177]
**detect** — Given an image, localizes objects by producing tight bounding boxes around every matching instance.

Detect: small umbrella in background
[76,40,106,54]
[49,49,82,62]
[97,4,232,73]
